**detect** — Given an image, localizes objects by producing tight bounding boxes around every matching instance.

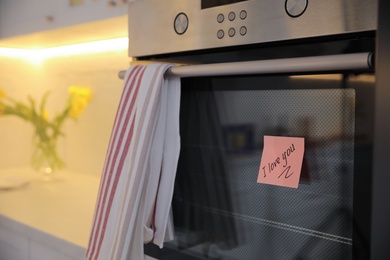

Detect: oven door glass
[145,73,375,260]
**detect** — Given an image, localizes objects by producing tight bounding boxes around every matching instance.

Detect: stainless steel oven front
[127,0,377,58]
[125,0,390,259]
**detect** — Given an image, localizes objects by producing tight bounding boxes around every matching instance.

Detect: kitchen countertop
[0,166,101,258]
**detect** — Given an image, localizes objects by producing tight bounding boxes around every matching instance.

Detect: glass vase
[31,135,64,181]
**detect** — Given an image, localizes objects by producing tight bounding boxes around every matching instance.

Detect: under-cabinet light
[0,48,32,59]
[0,37,128,65]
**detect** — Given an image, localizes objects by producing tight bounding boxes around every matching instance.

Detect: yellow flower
[69,97,87,118]
[42,109,49,121]
[68,86,92,102]
[0,89,6,99]
[68,86,92,119]
[0,89,9,116]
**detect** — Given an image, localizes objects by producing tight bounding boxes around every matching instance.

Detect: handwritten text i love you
[257,136,305,189]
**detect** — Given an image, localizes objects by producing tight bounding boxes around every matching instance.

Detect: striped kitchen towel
[86,64,181,260]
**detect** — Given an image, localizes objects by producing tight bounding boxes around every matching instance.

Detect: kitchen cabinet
[0,0,57,38]
[54,0,128,32]
[0,0,128,39]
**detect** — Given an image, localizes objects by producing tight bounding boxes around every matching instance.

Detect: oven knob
[240,10,247,20]
[285,0,308,18]
[217,13,224,23]
[217,29,225,39]
[228,12,236,21]
[240,26,247,36]
[174,13,189,35]
[228,28,236,37]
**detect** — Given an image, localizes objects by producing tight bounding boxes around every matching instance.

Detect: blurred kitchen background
[0,1,136,259]
[0,0,131,176]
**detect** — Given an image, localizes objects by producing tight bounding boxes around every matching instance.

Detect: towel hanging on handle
[86,64,181,260]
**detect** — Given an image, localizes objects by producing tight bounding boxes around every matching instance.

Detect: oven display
[202,0,248,9]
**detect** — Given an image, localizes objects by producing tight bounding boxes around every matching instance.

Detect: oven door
[144,53,374,260]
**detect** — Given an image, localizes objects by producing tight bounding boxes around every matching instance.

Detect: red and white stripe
[86,64,181,260]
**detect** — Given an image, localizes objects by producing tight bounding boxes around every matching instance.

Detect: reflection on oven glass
[223,124,255,153]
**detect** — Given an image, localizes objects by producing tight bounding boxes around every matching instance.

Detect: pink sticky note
[257,136,305,189]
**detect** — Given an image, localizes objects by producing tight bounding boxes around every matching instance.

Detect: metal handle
[118,52,373,79]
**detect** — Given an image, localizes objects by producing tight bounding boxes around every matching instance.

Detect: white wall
[0,48,130,176]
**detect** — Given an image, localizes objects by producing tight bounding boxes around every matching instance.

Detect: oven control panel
[128,0,377,58]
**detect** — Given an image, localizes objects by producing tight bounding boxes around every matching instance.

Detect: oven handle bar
[118,52,373,79]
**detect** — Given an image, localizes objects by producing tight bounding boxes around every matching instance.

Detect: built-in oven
[125,0,390,259]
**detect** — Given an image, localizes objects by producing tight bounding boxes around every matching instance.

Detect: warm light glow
[42,37,128,58]
[0,47,32,59]
[349,74,375,83]
[290,74,343,81]
[0,37,128,65]
[0,47,44,65]
[290,74,375,83]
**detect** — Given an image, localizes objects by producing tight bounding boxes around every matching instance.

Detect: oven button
[228,12,236,21]
[240,10,247,20]
[240,26,247,36]
[217,29,225,39]
[174,12,189,35]
[228,28,236,37]
[217,13,224,23]
[285,0,308,18]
